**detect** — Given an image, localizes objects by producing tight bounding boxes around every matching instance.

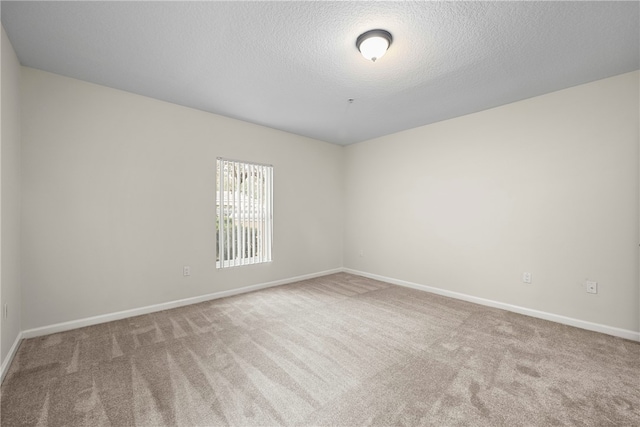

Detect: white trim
[15,266,637,361]
[1,331,23,384]
[22,268,342,339]
[344,268,640,342]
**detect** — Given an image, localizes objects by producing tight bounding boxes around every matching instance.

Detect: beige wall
[345,71,639,332]
[14,64,640,336]
[20,67,343,330]
[1,26,22,364]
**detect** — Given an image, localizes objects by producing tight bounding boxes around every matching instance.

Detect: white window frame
[216,157,273,268]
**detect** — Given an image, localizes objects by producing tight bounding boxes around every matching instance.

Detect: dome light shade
[356,29,392,62]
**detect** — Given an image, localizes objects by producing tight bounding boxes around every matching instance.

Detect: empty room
[1,1,639,426]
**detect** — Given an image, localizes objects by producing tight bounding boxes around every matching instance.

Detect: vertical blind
[216,158,273,268]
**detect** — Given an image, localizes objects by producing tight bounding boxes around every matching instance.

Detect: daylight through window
[216,158,273,268]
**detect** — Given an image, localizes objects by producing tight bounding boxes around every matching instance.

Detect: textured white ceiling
[2,1,638,145]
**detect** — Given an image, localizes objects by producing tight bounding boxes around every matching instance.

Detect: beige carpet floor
[1,272,639,426]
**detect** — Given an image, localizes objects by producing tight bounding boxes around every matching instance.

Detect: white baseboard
[1,331,23,384]
[22,268,342,339]
[16,266,639,345]
[344,268,640,342]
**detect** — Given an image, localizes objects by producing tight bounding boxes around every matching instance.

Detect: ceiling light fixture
[356,29,392,62]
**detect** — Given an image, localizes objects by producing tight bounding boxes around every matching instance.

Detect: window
[216,158,273,268]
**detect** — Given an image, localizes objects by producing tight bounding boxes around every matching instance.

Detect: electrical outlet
[183,266,191,277]
[522,272,532,284]
[586,280,597,294]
